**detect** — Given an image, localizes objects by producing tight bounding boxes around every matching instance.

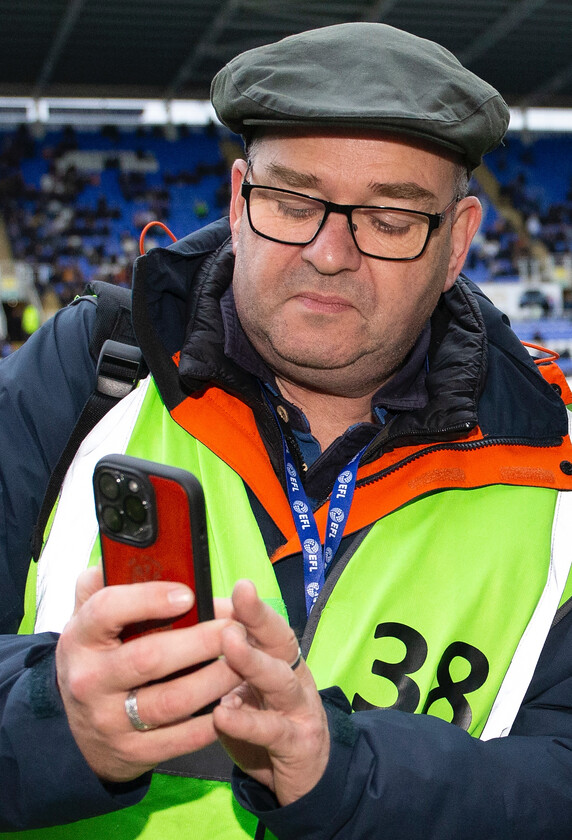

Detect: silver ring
[290,645,303,671]
[125,689,156,731]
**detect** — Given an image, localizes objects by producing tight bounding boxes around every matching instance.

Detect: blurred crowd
[4,125,572,353]
[0,123,231,314]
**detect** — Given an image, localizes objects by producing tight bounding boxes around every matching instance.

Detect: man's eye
[369,214,412,235]
[275,200,319,219]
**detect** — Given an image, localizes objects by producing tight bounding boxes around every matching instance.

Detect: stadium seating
[2,123,572,375]
[0,123,231,308]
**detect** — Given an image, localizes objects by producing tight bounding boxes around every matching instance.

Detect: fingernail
[167,586,193,608]
[220,692,243,709]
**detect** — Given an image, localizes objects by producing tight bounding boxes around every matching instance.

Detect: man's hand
[213,580,330,806]
[55,566,241,783]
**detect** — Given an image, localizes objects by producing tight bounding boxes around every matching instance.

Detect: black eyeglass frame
[240,180,458,262]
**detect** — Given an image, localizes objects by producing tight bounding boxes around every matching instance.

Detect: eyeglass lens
[247,186,432,259]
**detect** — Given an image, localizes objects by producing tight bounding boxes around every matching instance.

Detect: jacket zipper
[356,432,564,490]
[309,429,563,510]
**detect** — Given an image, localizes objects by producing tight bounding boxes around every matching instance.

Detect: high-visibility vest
[15,374,572,839]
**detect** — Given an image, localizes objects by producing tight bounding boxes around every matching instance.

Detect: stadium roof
[1,0,571,113]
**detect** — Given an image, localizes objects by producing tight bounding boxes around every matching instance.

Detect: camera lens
[124,494,147,525]
[98,471,120,501]
[102,505,123,533]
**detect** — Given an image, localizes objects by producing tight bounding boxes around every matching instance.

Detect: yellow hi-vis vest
[13,374,572,839]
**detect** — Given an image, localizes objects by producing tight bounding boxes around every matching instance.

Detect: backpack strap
[31,285,147,562]
[85,280,137,360]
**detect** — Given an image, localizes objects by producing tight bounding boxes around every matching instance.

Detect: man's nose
[301,210,361,274]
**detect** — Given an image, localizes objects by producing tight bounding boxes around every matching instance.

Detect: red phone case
[94,455,213,642]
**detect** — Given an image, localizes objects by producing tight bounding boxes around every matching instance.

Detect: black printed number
[353,622,427,713]
[352,623,489,731]
[421,641,489,729]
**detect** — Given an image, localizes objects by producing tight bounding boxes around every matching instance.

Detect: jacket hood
[132,218,258,410]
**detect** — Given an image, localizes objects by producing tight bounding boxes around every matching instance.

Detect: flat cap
[211,22,509,170]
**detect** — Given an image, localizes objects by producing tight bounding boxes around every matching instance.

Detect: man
[1,19,572,840]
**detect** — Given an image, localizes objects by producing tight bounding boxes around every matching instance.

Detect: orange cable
[139,221,177,255]
[521,340,560,365]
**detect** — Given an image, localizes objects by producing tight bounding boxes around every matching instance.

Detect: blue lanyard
[279,430,366,616]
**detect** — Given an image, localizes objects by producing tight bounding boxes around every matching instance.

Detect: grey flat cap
[211,22,509,170]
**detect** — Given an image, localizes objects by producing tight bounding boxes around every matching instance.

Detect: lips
[294,292,354,313]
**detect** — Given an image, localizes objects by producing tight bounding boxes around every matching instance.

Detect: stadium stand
[2,123,572,374]
[473,134,572,374]
[0,122,236,345]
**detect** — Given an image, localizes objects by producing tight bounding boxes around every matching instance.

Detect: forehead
[248,129,460,200]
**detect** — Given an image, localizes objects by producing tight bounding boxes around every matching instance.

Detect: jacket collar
[132,219,568,447]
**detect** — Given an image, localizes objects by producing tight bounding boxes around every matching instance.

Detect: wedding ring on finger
[125,689,157,732]
[290,645,303,671]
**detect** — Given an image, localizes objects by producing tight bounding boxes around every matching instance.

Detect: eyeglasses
[241,181,457,261]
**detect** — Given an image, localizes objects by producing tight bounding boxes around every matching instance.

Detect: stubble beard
[232,242,439,398]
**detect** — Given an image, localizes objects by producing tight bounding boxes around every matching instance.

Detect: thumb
[73,565,105,614]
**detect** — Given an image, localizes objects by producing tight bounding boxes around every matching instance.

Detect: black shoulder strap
[31,284,147,562]
[85,280,137,360]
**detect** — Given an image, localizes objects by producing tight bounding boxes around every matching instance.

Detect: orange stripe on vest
[170,386,295,538]
[271,432,572,562]
[169,374,572,566]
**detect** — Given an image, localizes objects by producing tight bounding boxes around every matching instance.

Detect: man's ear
[443,195,482,292]
[229,158,249,254]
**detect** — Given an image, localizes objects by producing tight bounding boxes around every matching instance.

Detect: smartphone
[93,454,214,643]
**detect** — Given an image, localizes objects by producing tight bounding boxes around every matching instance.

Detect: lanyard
[279,430,366,616]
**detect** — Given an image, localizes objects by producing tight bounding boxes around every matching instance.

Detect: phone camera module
[102,505,123,533]
[98,471,121,501]
[96,464,155,544]
[124,493,147,525]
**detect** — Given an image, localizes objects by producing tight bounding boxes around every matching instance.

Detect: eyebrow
[263,162,321,190]
[258,163,437,205]
[368,181,438,204]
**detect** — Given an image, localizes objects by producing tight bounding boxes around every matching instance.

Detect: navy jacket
[1,218,572,835]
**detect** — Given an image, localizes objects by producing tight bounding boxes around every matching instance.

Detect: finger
[214,696,295,749]
[73,565,104,614]
[127,713,219,768]
[77,701,221,783]
[124,655,243,729]
[231,579,300,665]
[112,618,239,690]
[72,580,195,646]
[221,623,310,713]
[214,597,233,621]
[214,693,330,808]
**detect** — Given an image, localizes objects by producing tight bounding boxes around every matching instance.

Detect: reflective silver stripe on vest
[35,377,151,633]
[481,409,572,740]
